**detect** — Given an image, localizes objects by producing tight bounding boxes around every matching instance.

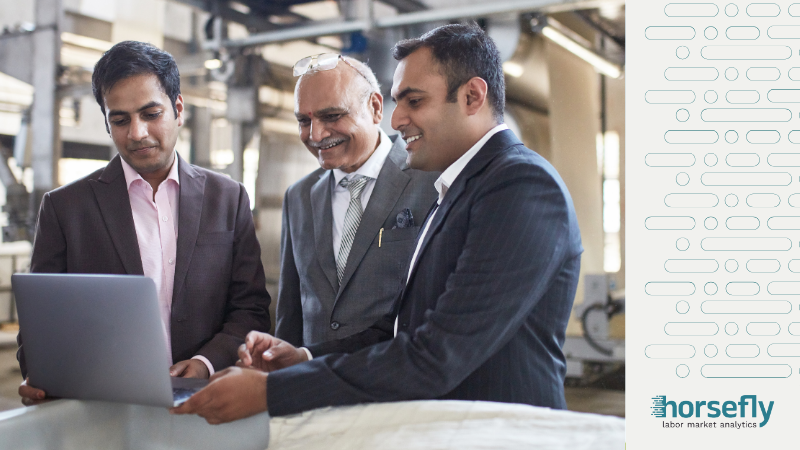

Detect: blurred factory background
[0,0,626,415]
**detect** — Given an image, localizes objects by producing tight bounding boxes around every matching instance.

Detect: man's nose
[309,119,330,142]
[128,117,148,141]
[391,106,408,132]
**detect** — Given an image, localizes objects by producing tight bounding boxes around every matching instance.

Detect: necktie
[337,175,370,283]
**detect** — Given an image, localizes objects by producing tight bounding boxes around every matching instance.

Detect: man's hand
[170,366,267,424]
[236,331,308,372]
[19,378,51,406]
[170,359,210,379]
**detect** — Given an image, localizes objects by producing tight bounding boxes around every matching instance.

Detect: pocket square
[393,208,415,229]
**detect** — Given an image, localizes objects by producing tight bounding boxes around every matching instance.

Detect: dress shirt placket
[154,182,178,329]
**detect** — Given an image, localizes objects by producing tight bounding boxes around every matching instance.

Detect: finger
[237,344,252,366]
[169,361,187,377]
[19,384,45,400]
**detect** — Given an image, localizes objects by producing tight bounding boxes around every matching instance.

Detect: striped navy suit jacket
[267,129,583,416]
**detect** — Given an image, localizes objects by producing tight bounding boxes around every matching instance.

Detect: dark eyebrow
[108,101,163,117]
[392,87,425,103]
[314,107,348,116]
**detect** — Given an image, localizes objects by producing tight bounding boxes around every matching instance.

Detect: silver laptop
[13,273,208,407]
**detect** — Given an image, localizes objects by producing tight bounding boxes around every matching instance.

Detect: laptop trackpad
[171,377,209,406]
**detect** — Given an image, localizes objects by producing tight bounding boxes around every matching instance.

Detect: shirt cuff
[191,355,215,376]
[300,347,313,361]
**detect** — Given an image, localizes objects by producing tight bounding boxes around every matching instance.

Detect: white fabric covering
[269,400,625,450]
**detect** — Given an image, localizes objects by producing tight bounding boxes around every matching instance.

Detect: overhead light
[502,61,524,78]
[541,26,622,79]
[204,59,222,70]
[60,32,113,52]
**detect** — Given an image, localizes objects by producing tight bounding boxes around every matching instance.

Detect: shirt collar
[120,151,181,191]
[332,128,393,187]
[434,123,509,204]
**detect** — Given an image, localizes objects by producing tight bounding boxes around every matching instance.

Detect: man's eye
[408,98,421,107]
[110,119,128,126]
[297,119,310,126]
[323,114,342,122]
[145,112,161,119]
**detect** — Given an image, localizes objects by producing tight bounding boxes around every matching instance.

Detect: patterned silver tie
[337,175,370,283]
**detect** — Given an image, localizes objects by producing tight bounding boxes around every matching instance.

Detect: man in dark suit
[277,55,437,347]
[18,41,270,404]
[172,23,582,423]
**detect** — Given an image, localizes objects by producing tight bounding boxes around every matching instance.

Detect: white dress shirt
[331,128,393,257]
[121,155,215,375]
[396,124,509,336]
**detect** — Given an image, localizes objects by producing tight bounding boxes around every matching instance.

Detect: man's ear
[461,77,488,116]
[175,94,185,127]
[369,91,383,124]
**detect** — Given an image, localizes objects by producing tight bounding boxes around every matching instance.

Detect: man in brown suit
[17,41,270,404]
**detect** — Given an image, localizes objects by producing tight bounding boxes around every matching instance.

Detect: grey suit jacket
[275,137,438,346]
[17,153,271,377]
[267,130,583,416]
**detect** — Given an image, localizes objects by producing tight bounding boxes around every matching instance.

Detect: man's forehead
[295,69,357,114]
[104,74,167,110]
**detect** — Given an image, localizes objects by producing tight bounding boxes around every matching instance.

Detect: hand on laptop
[19,378,52,406]
[170,366,267,424]
[170,359,210,379]
[236,331,308,372]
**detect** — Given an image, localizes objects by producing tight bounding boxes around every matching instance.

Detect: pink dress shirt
[120,155,214,375]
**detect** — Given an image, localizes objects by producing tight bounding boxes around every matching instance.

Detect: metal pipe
[215,0,623,48]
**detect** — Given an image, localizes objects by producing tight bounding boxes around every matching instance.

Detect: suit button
[330,321,340,330]
[402,323,408,328]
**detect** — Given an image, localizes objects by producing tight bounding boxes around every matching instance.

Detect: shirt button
[330,321,340,330]
[162,216,168,222]
[168,258,174,265]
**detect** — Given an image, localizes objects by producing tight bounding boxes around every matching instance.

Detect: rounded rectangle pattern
[726,216,760,230]
[726,344,760,358]
[726,153,760,166]
[788,260,800,272]
[665,3,719,16]
[701,45,791,60]
[767,343,800,357]
[701,172,791,186]
[664,130,718,143]
[746,193,780,207]
[645,153,696,166]
[727,26,760,40]
[790,68,800,81]
[700,108,792,122]
[791,3,800,16]
[664,259,718,273]
[645,216,696,230]
[747,67,780,81]
[645,90,696,104]
[746,322,780,335]
[664,67,719,81]
[767,216,800,229]
[767,89,800,103]
[767,153,800,166]
[746,130,780,144]
[645,26,696,39]
[767,281,800,294]
[725,281,760,295]
[702,364,791,378]
[726,90,760,104]
[646,282,695,296]
[701,300,791,314]
[645,344,696,358]
[747,3,781,16]
[768,25,800,38]
[664,322,719,336]
[746,259,780,272]
[701,237,792,251]
[789,194,800,207]
[788,322,800,334]
[665,193,719,207]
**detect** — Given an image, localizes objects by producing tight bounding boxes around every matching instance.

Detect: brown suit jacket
[17,153,271,377]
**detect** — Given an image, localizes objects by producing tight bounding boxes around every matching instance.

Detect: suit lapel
[89,155,144,276]
[172,154,206,314]
[404,129,522,288]
[336,139,411,298]
[310,172,339,293]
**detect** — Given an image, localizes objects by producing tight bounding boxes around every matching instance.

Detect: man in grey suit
[173,23,582,423]
[276,55,437,346]
[18,41,270,404]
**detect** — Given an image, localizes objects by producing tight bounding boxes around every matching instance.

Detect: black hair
[392,23,505,121]
[92,41,181,130]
